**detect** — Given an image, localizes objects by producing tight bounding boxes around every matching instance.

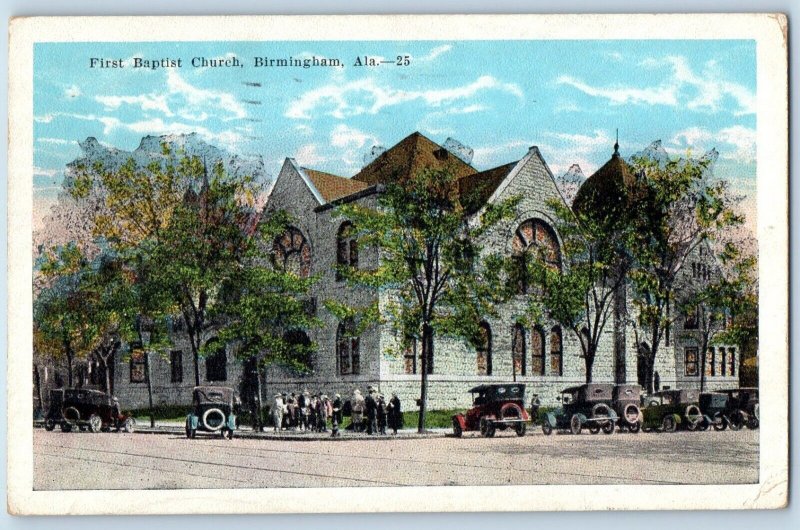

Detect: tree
[627,155,743,393]
[334,167,518,432]
[526,198,633,383]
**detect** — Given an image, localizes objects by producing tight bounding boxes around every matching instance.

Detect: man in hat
[365,388,378,435]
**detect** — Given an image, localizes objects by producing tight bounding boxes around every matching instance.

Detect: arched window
[273,226,311,278]
[530,325,545,376]
[205,340,227,382]
[403,336,417,375]
[337,318,360,375]
[511,218,561,294]
[476,321,492,376]
[706,347,716,377]
[512,324,526,377]
[336,222,358,281]
[550,326,563,376]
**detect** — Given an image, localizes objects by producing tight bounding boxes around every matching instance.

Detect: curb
[132,426,450,441]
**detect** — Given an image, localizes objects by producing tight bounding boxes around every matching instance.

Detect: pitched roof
[458,161,519,214]
[573,148,642,218]
[303,168,370,202]
[352,131,477,186]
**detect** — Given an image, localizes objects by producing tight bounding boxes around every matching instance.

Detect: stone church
[36,132,741,411]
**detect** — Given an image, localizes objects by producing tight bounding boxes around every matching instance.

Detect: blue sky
[33,40,756,220]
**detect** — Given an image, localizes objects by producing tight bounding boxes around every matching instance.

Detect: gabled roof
[352,131,477,185]
[458,161,518,214]
[573,145,642,218]
[303,168,369,202]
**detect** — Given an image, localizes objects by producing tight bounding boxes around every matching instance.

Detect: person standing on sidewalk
[377,394,387,435]
[332,393,343,427]
[365,387,378,435]
[351,389,365,432]
[271,394,284,432]
[388,392,402,435]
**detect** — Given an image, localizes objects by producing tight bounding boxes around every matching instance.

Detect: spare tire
[500,402,524,420]
[202,408,226,431]
[685,404,702,429]
[623,404,640,425]
[63,406,81,423]
[591,403,611,419]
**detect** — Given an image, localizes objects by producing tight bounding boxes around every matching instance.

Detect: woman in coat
[387,392,402,434]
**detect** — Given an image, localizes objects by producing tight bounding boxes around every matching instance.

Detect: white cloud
[295,144,327,166]
[330,124,380,169]
[286,75,523,120]
[557,75,677,106]
[97,116,244,149]
[34,114,55,123]
[472,140,532,167]
[33,166,62,177]
[669,125,756,163]
[64,85,81,98]
[36,137,73,145]
[418,44,453,62]
[558,55,755,116]
[95,94,173,116]
[446,104,488,114]
[166,69,247,120]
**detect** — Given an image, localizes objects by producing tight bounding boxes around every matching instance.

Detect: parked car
[718,387,759,430]
[44,388,135,433]
[612,384,642,433]
[541,383,618,435]
[452,383,529,438]
[186,386,236,439]
[698,392,742,431]
[641,389,703,432]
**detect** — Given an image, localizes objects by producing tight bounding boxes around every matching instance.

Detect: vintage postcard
[7,14,788,514]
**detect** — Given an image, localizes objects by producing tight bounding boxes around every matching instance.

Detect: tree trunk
[584,352,594,383]
[144,349,155,428]
[418,322,433,433]
[66,350,74,388]
[33,364,43,415]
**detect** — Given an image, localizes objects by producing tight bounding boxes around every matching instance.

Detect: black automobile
[719,388,759,430]
[185,386,236,439]
[612,384,642,433]
[44,388,135,433]
[698,392,743,430]
[542,383,618,435]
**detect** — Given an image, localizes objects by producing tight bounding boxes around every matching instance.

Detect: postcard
[7,14,788,514]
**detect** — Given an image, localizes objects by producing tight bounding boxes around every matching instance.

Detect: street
[33,427,759,490]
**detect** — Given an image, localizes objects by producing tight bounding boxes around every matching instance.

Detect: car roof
[468,383,524,393]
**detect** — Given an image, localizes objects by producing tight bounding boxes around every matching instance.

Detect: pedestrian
[365,388,378,435]
[309,394,319,432]
[388,392,402,435]
[377,394,387,435]
[332,393,343,427]
[287,392,297,430]
[271,393,284,432]
[319,394,330,432]
[351,389,365,432]
[298,390,309,431]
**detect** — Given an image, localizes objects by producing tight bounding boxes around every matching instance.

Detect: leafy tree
[627,156,743,392]
[525,198,633,383]
[333,167,518,432]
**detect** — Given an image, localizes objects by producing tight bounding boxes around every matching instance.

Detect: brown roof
[458,161,518,214]
[352,132,477,186]
[303,168,370,202]
[573,150,641,218]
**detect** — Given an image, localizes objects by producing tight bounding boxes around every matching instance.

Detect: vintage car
[719,387,759,430]
[641,389,703,432]
[541,383,618,435]
[612,384,642,433]
[698,392,742,431]
[44,388,135,433]
[186,386,236,439]
[452,383,529,438]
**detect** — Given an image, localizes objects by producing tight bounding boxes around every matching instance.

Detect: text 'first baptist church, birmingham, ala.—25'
[35,130,742,411]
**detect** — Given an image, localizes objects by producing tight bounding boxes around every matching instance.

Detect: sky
[33,40,757,229]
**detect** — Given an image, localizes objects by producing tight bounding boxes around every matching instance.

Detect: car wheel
[628,421,641,434]
[712,414,727,431]
[227,428,234,440]
[452,418,463,438]
[202,408,226,431]
[541,421,553,435]
[727,412,744,431]
[661,415,676,433]
[220,428,228,438]
[602,421,615,435]
[480,418,494,437]
[746,415,759,430]
[754,403,760,421]
[44,419,56,431]
[589,425,600,434]
[88,414,102,433]
[60,422,72,433]
[570,414,582,435]
[515,423,526,437]
[486,423,496,438]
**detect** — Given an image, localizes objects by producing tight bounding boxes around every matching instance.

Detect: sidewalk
[132,419,450,441]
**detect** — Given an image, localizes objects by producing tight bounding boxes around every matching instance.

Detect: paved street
[33,428,758,490]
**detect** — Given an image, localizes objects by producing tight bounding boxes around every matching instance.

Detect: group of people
[349,386,403,435]
[270,391,340,433]
[267,386,402,436]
